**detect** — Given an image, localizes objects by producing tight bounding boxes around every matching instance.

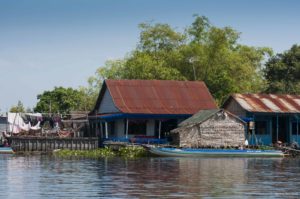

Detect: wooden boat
[0,147,14,154]
[149,147,284,157]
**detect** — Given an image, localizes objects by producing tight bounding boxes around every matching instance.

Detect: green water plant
[54,147,115,158]
[54,146,148,159]
[118,146,148,158]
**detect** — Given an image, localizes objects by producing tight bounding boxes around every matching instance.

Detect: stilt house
[89,79,217,143]
[222,94,300,145]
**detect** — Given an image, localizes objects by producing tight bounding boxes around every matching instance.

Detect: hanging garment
[8,113,42,133]
[31,121,41,130]
[8,113,26,134]
[20,122,31,131]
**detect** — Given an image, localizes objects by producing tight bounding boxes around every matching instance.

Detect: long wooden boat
[0,147,14,154]
[149,147,284,157]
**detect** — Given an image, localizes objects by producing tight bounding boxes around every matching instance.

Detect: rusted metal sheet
[232,94,300,113]
[105,79,217,114]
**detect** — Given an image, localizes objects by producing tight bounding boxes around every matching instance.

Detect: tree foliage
[34,87,88,113]
[10,100,26,113]
[90,15,272,105]
[264,44,300,94]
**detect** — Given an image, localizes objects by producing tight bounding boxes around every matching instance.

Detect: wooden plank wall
[10,137,98,152]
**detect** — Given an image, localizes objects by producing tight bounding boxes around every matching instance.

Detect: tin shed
[223,94,300,145]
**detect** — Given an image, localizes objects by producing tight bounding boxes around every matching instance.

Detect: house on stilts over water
[222,94,300,146]
[89,79,217,144]
[171,109,246,148]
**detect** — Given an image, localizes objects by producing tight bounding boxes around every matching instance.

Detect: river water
[0,155,299,198]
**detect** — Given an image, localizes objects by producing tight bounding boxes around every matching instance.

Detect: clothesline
[1,112,88,117]
[6,112,88,134]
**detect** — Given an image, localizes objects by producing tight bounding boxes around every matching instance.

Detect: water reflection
[0,155,299,198]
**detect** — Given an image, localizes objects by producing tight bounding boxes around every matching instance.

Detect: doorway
[272,116,289,143]
[155,119,178,138]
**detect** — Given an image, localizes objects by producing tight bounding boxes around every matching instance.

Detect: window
[255,121,268,135]
[128,120,147,135]
[292,123,300,135]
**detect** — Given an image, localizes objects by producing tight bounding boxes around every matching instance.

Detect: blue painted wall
[291,135,300,145]
[245,113,299,145]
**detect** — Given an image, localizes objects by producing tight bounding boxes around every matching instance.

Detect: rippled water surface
[0,155,300,198]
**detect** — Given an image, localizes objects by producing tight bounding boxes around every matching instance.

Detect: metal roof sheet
[104,79,217,114]
[231,94,300,113]
[178,109,220,126]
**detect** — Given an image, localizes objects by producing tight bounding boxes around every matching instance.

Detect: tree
[34,87,86,114]
[78,86,99,112]
[138,23,185,53]
[264,44,300,94]
[89,15,272,105]
[123,51,185,80]
[81,60,125,110]
[10,100,25,113]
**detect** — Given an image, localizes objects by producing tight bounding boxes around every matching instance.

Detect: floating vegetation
[54,147,115,159]
[118,146,148,158]
[54,146,148,159]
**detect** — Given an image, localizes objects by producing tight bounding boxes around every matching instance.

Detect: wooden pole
[297,115,299,144]
[276,114,279,142]
[105,122,108,139]
[100,122,103,138]
[252,114,256,145]
[125,119,129,139]
[5,112,8,135]
[158,120,162,139]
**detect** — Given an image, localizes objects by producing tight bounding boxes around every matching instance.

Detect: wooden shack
[171,109,245,148]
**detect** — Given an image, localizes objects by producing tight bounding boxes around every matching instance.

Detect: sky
[0,0,300,112]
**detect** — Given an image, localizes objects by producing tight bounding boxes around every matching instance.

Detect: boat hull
[0,147,14,154]
[149,147,284,157]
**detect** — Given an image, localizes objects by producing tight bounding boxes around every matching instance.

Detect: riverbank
[53,145,148,158]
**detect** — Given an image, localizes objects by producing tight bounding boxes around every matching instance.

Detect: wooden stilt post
[105,122,108,139]
[297,115,299,144]
[252,114,256,145]
[276,114,279,142]
[158,120,162,139]
[125,119,129,139]
[100,122,103,138]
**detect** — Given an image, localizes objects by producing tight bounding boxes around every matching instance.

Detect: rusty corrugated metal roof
[231,93,300,113]
[104,79,217,114]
